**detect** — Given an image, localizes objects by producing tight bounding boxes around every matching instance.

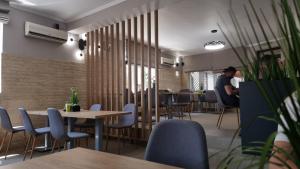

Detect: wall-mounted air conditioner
[161,57,174,66]
[25,22,68,43]
[0,1,10,24]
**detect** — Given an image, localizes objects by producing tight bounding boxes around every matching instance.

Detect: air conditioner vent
[25,22,68,43]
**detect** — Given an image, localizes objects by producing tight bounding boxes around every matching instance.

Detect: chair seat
[35,127,50,134]
[67,132,89,139]
[12,126,25,133]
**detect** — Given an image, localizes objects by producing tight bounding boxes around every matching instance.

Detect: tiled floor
[0,109,259,169]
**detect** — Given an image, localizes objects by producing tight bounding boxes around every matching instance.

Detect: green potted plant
[216,0,300,168]
[69,87,80,112]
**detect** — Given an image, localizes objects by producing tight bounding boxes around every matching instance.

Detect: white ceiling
[9,0,126,22]
[9,0,278,56]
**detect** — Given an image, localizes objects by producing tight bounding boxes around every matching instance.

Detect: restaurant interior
[0,0,299,169]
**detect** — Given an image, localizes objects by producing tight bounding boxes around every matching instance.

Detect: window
[126,64,156,93]
[190,71,221,91]
[0,23,3,93]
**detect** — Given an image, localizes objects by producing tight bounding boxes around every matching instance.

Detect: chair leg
[105,128,110,152]
[217,108,225,129]
[4,133,13,160]
[0,131,7,152]
[117,129,121,155]
[64,141,67,150]
[51,139,57,153]
[30,136,37,159]
[23,135,32,161]
[236,108,240,126]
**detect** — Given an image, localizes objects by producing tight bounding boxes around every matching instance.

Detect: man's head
[223,66,237,78]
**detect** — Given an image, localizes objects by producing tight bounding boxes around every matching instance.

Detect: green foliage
[69,87,79,105]
[218,0,300,168]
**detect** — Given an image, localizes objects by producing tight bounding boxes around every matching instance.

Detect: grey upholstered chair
[105,104,136,154]
[19,108,51,160]
[47,108,89,152]
[0,107,25,160]
[214,87,239,129]
[204,90,218,112]
[144,120,209,169]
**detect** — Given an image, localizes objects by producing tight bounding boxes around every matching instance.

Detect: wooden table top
[0,148,180,169]
[27,110,130,119]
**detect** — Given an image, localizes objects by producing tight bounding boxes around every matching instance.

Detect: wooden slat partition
[140,14,145,138]
[95,29,100,103]
[86,10,160,140]
[147,12,152,131]
[121,21,126,107]
[127,19,132,104]
[110,25,115,111]
[86,32,91,107]
[100,28,104,104]
[154,10,159,122]
[105,26,109,110]
[116,23,120,110]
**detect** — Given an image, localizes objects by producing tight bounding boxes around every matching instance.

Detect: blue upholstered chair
[0,107,25,160]
[144,120,209,169]
[19,108,51,160]
[105,104,136,154]
[75,104,102,128]
[47,108,89,152]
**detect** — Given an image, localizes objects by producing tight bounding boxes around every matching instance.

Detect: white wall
[183,47,243,72]
[3,8,81,63]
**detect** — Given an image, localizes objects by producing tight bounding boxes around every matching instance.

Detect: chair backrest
[145,120,209,169]
[89,104,102,111]
[19,108,35,133]
[0,107,13,131]
[177,89,192,103]
[204,90,217,103]
[214,87,225,109]
[119,104,136,126]
[47,108,66,140]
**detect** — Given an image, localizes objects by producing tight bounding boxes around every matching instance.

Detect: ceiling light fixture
[204,41,225,50]
[14,0,36,6]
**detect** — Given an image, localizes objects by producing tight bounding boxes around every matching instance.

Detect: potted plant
[216,0,300,168]
[69,87,80,112]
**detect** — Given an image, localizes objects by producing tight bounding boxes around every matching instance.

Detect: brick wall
[0,53,87,129]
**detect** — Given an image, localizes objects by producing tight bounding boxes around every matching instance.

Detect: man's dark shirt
[215,74,239,107]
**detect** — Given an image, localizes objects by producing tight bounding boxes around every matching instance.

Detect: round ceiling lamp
[204,41,225,50]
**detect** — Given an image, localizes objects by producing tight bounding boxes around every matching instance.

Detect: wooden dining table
[27,110,130,151]
[0,148,180,169]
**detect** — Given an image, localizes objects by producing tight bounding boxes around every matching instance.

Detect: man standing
[215,66,239,107]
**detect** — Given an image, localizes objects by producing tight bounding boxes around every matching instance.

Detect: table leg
[67,117,75,149]
[35,117,52,152]
[95,118,104,151]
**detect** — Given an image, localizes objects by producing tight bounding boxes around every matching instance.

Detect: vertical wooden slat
[133,17,138,138]
[122,21,126,107]
[95,29,100,103]
[154,10,160,122]
[91,30,95,105]
[100,28,104,105]
[111,24,115,111]
[147,12,152,130]
[105,26,109,110]
[140,14,145,138]
[116,23,120,110]
[127,19,132,104]
[86,32,91,108]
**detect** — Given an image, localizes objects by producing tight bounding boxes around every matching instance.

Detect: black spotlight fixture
[181,62,185,66]
[211,29,218,33]
[78,39,87,51]
[70,38,74,41]
[176,63,179,67]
